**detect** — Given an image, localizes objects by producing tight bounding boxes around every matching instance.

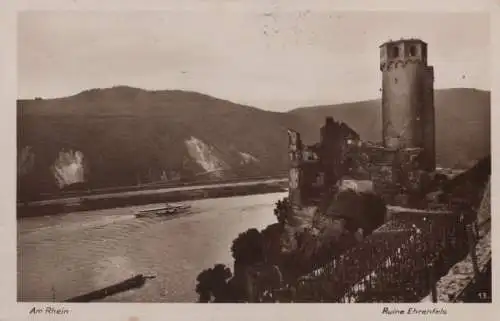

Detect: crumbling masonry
[283,39,437,251]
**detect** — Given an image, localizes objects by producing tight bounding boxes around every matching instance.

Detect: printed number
[478,292,489,299]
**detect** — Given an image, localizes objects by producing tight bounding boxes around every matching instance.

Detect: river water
[17,192,286,302]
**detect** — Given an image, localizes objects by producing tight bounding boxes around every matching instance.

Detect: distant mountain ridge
[17,86,490,200]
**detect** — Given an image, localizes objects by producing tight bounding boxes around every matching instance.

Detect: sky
[17,10,490,111]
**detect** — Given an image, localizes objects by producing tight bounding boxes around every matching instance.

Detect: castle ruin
[284,39,438,250]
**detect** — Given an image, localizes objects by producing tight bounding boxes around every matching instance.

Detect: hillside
[17,87,490,200]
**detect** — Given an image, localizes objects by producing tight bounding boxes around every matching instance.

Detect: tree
[195,264,233,302]
[273,197,291,226]
[231,228,264,266]
[260,223,284,265]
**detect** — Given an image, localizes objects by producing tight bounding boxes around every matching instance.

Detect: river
[17,192,286,302]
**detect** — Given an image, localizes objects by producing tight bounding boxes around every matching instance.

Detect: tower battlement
[380,39,428,71]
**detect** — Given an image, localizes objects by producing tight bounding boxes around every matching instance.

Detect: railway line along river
[17,192,286,302]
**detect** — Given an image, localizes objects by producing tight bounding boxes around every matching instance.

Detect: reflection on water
[17,192,285,302]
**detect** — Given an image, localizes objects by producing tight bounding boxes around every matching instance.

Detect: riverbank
[17,179,288,218]
[32,174,288,202]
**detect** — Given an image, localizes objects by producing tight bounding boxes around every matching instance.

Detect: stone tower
[380,39,436,171]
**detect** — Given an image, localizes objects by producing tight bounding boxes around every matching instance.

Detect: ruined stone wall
[284,121,358,252]
[287,129,303,208]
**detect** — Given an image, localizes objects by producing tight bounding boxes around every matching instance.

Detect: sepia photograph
[16,9,491,304]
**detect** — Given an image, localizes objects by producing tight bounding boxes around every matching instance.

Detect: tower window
[391,46,399,58]
[409,45,417,57]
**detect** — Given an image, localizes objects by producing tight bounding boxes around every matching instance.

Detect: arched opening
[391,46,399,58]
[409,45,417,57]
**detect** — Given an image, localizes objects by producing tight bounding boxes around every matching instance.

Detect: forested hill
[17,86,490,200]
